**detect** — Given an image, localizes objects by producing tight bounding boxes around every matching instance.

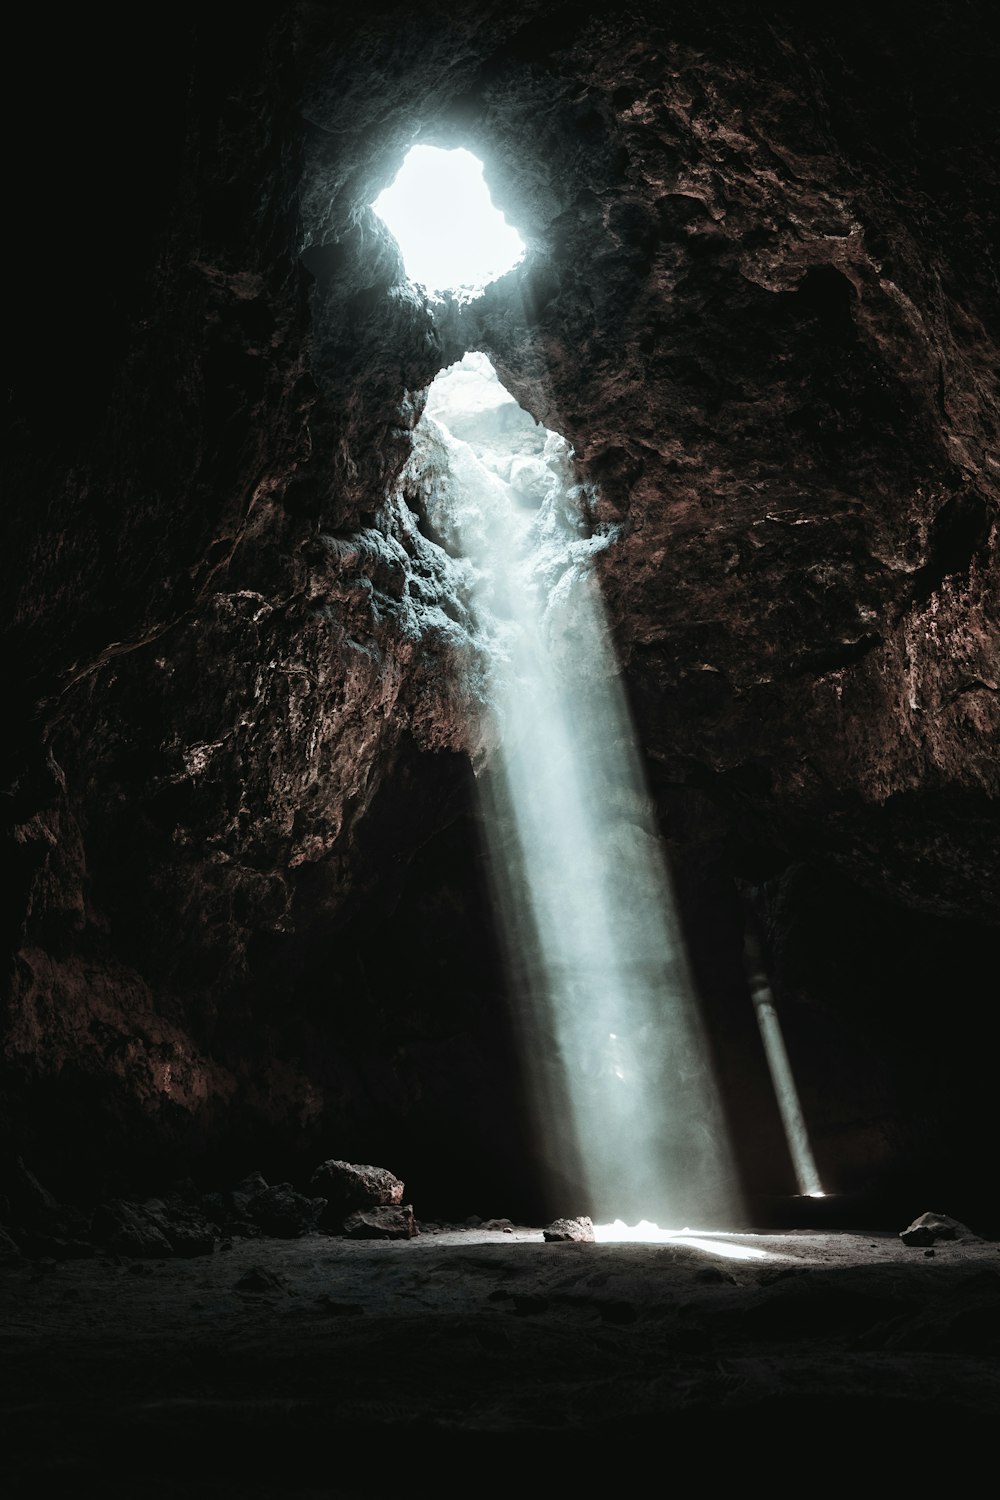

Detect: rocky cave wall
[4,2,998,1222]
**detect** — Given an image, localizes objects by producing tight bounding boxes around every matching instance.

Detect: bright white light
[409,354,742,1228]
[593,1221,779,1261]
[372,145,524,298]
[749,975,825,1199]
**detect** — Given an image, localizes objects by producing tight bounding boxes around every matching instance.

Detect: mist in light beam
[409,354,742,1227]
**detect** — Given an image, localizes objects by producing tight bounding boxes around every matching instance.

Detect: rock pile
[0,1154,416,1258]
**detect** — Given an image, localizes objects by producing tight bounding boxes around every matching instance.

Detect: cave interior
[3,0,999,1476]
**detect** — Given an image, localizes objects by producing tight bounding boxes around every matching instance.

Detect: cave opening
[372,144,525,300]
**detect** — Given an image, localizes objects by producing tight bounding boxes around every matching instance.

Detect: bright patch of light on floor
[594,1221,778,1261]
[409,353,742,1228]
[372,145,524,298]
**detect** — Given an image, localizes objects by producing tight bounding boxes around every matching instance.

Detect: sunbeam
[409,353,743,1226]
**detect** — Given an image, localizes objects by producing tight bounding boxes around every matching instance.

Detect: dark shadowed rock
[0,1226,23,1260]
[344,1204,417,1240]
[900,1211,978,1247]
[142,1199,216,1257]
[5,1158,59,1224]
[309,1160,404,1230]
[91,1200,174,1258]
[229,1173,270,1216]
[543,1217,595,1243]
[246,1184,326,1238]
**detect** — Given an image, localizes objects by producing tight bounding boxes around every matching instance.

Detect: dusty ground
[2,1224,998,1493]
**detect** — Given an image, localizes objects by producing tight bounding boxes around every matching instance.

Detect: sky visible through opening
[372,145,524,298]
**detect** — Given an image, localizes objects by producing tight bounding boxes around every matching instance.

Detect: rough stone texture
[309,1159,405,1231]
[543,1216,596,1243]
[3,3,998,1223]
[343,1203,417,1240]
[900,1211,977,1247]
[141,1199,218,1258]
[90,1201,175,1260]
[246,1183,327,1239]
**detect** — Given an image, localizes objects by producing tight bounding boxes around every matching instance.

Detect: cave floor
[2,1226,998,1492]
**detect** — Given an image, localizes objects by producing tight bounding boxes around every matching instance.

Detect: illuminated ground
[2,1225,997,1488]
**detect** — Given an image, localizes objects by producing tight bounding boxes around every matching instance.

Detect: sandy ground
[2,1225,998,1493]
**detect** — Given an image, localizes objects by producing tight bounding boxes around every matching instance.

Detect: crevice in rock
[910,492,993,606]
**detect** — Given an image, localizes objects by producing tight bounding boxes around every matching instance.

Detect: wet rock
[343,1203,417,1240]
[900,1211,978,1247]
[543,1216,595,1243]
[309,1160,404,1231]
[91,1200,173,1258]
[246,1183,326,1239]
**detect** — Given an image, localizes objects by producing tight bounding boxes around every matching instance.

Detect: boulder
[343,1204,417,1240]
[309,1159,404,1231]
[91,1200,174,1258]
[142,1199,216,1257]
[543,1216,595,1243]
[229,1172,270,1217]
[900,1211,977,1247]
[246,1183,326,1238]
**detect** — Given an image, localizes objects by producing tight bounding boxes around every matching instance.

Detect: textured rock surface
[3,3,998,1221]
[310,1159,405,1231]
[543,1216,596,1243]
[90,1201,176,1259]
[343,1203,417,1239]
[900,1211,977,1247]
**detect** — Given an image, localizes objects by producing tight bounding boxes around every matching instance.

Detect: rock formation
[4,2,997,1225]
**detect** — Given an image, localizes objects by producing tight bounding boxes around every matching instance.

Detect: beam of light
[411,353,743,1228]
[593,1221,782,1260]
[748,963,825,1198]
[372,146,524,299]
